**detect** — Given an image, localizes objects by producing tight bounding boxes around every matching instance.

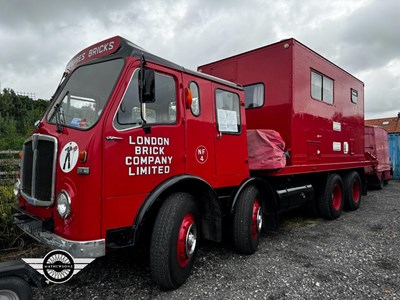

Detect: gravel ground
[11,181,400,299]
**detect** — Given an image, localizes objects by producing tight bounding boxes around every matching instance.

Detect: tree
[0,88,48,150]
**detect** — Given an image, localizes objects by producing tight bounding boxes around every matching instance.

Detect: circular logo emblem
[42,250,75,283]
[195,145,208,164]
[59,142,79,173]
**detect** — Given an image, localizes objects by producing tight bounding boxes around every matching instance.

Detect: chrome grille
[20,134,57,206]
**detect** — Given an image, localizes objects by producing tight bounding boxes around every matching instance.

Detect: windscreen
[47,59,124,130]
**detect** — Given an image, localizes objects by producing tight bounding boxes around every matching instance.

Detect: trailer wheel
[0,276,32,300]
[343,171,361,211]
[150,192,200,289]
[233,185,262,254]
[378,173,384,190]
[318,173,344,220]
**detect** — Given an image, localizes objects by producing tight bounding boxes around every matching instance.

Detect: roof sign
[65,36,121,72]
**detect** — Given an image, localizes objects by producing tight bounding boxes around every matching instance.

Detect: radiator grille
[21,134,57,206]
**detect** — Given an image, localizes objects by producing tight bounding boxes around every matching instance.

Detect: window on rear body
[311,70,333,104]
[244,83,264,109]
[351,88,358,104]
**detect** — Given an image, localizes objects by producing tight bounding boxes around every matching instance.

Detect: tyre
[378,173,384,190]
[318,173,344,220]
[0,276,32,300]
[150,192,200,289]
[343,171,361,211]
[233,185,263,254]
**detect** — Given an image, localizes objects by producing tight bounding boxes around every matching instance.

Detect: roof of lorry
[66,36,243,90]
[198,38,364,85]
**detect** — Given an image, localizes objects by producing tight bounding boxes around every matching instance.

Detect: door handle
[217,132,222,139]
[106,136,123,141]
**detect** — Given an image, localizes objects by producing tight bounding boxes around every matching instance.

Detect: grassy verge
[0,185,24,251]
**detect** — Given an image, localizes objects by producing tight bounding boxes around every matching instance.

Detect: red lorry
[364,125,391,188]
[10,36,374,289]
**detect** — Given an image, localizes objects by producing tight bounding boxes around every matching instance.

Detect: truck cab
[15,36,251,288]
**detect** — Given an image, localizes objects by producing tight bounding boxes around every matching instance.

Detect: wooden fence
[0,150,20,186]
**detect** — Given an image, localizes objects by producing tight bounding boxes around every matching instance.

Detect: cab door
[101,63,185,230]
[182,75,216,186]
[212,84,249,187]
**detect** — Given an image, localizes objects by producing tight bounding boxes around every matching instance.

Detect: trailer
[4,36,375,292]
[364,125,391,188]
[199,38,373,215]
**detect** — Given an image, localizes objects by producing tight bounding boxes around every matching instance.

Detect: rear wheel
[378,173,384,190]
[233,185,263,254]
[0,276,32,300]
[150,192,200,289]
[318,173,344,220]
[343,171,361,211]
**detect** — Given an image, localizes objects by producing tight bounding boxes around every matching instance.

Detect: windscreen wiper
[50,72,68,102]
[53,103,65,133]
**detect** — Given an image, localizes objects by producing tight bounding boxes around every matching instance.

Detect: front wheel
[150,192,200,289]
[233,185,263,254]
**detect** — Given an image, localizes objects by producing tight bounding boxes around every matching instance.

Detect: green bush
[0,185,19,249]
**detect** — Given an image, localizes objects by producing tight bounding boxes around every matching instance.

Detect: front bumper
[14,210,105,258]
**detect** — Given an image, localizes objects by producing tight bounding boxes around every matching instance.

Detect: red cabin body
[199,38,369,175]
[364,125,391,187]
[13,37,376,289]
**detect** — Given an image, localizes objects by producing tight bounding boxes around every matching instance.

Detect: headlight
[57,190,71,219]
[13,179,20,197]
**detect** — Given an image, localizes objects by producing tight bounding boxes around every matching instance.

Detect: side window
[114,70,177,130]
[244,83,264,108]
[311,70,333,104]
[215,89,241,134]
[189,81,201,116]
[351,88,358,104]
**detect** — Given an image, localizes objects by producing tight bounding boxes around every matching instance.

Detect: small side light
[185,87,193,109]
[79,150,87,162]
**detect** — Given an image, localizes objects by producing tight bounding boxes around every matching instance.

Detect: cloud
[0,0,399,119]
[361,58,400,118]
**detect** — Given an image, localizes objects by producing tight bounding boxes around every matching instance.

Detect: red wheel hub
[332,183,343,211]
[177,213,197,267]
[352,179,360,203]
[252,199,262,240]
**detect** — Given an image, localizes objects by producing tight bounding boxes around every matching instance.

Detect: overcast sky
[0,0,399,119]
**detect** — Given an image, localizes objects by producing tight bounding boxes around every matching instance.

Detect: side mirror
[139,68,155,103]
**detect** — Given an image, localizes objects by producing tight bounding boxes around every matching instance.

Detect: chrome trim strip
[31,134,38,199]
[15,220,105,258]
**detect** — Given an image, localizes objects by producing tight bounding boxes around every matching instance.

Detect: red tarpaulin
[247,129,286,170]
